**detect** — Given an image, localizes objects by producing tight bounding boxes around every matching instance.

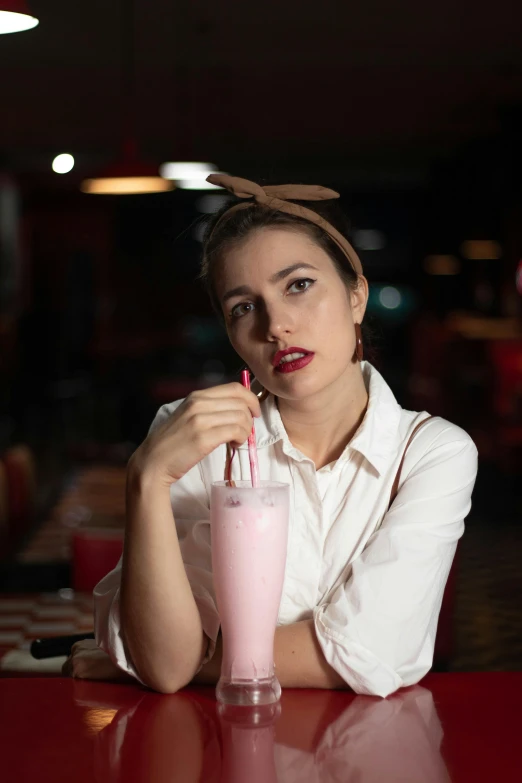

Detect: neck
[276,362,369,470]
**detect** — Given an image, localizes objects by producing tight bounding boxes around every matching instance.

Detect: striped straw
[241,369,260,488]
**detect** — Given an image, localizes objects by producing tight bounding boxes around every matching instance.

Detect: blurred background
[0,0,521,675]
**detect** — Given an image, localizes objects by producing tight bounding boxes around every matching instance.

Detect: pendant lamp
[81,0,171,196]
[0,1,39,34]
[81,139,174,195]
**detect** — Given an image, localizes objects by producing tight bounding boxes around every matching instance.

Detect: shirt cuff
[313,605,404,698]
[95,589,147,686]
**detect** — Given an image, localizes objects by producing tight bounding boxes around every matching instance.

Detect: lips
[275,353,315,374]
[272,347,313,368]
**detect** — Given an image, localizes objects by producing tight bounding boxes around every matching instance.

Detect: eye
[288,277,315,294]
[230,302,252,319]
[230,277,315,319]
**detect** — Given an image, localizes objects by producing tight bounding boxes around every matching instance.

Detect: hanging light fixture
[0,1,38,34]
[81,139,173,194]
[81,0,171,195]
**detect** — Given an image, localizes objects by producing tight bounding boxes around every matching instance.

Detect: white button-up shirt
[94,361,478,697]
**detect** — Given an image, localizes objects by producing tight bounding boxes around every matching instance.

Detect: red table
[1,673,520,782]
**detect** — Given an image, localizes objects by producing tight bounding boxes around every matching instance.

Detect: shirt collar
[244,361,402,476]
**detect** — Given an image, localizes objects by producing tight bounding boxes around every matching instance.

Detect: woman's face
[215,227,368,401]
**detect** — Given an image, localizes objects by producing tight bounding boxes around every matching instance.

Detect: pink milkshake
[210,480,289,706]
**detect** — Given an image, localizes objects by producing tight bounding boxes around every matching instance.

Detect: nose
[263,299,295,342]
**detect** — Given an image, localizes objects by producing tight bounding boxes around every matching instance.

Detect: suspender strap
[387,415,435,512]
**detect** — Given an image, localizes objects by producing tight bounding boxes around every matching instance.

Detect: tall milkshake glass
[210,480,289,706]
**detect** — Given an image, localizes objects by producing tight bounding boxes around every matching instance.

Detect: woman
[68,174,478,697]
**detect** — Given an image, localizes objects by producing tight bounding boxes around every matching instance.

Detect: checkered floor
[0,591,94,672]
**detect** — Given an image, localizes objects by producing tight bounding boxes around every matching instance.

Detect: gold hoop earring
[247,369,269,403]
[355,323,364,362]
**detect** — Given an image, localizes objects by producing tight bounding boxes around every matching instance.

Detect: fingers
[190,383,262,418]
[141,381,263,483]
[190,410,254,448]
[63,639,117,681]
[206,423,255,450]
[71,639,97,653]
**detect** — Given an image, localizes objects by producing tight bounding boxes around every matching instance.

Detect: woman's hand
[129,382,261,486]
[62,639,134,683]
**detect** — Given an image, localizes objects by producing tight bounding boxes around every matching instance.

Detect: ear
[350,275,369,324]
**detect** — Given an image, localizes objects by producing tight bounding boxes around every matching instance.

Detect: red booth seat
[1,444,37,554]
[72,529,124,592]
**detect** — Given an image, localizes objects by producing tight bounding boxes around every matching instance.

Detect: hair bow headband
[206,174,363,276]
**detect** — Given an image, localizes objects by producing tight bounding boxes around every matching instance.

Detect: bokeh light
[159,162,225,190]
[52,153,75,174]
[379,286,402,310]
[81,177,173,195]
[0,10,39,34]
[424,255,461,275]
[460,240,502,260]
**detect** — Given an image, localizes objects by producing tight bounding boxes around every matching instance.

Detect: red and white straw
[241,369,260,488]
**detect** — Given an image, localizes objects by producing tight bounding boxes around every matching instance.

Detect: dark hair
[197,189,378,362]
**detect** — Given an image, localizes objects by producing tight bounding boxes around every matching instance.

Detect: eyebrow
[221,262,319,304]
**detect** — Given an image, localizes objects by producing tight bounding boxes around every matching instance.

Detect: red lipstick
[272,347,315,374]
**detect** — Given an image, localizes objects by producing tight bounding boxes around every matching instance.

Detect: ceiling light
[81,0,168,197]
[81,141,174,195]
[0,2,38,34]
[52,153,74,174]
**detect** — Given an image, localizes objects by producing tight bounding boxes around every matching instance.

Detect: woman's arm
[275,620,348,688]
[94,386,260,693]
[119,462,208,693]
[193,620,347,689]
[312,431,479,697]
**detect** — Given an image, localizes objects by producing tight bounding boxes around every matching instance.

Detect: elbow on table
[114,621,208,695]
[139,661,200,694]
[111,640,202,696]
[142,673,185,695]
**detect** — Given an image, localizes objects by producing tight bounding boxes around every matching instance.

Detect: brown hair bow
[206,173,363,276]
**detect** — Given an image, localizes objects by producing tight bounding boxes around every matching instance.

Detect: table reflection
[73,683,451,782]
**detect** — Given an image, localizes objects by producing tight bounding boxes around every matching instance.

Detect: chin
[269,372,328,401]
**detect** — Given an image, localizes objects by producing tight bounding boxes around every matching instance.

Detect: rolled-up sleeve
[93,402,220,681]
[313,433,478,697]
